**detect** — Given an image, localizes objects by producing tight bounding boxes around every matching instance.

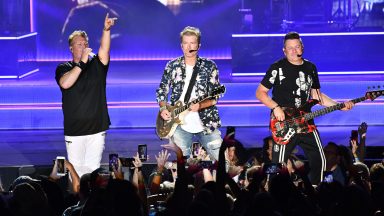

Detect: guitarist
[256,32,354,185]
[155,26,223,161]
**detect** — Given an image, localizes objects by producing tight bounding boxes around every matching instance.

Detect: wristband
[271,105,280,111]
[73,61,86,71]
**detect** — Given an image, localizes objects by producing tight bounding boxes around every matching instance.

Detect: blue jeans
[171,125,222,160]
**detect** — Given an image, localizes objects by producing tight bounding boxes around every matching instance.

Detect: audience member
[323,142,347,185]
[9,182,50,216]
[350,122,368,163]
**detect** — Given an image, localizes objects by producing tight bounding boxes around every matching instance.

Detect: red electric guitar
[270,89,384,145]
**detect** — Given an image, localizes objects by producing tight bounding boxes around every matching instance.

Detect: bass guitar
[156,85,226,139]
[270,89,384,145]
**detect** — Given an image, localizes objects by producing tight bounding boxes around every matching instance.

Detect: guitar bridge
[275,122,283,133]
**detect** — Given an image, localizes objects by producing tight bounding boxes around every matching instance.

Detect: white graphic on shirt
[269,68,285,85]
[294,71,312,107]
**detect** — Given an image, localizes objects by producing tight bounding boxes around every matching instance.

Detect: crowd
[0,123,383,216]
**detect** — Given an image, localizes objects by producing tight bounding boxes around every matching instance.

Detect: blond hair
[180,26,201,44]
[68,30,89,46]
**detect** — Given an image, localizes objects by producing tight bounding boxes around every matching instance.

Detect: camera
[109,153,119,171]
[138,144,147,161]
[119,157,134,167]
[56,156,66,176]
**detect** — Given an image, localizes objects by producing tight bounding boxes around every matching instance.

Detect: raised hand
[155,150,171,170]
[161,143,181,153]
[358,122,368,138]
[104,13,117,31]
[161,142,183,159]
[133,153,143,169]
[350,139,358,155]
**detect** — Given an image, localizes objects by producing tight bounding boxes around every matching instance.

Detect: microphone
[89,51,96,57]
[189,49,198,53]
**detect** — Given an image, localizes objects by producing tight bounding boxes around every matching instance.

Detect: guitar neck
[304,96,366,121]
[175,96,207,115]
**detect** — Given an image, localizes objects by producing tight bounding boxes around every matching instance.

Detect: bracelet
[271,105,280,111]
[103,27,110,31]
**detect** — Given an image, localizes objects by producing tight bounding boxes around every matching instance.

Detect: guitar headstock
[366,85,384,101]
[210,85,226,98]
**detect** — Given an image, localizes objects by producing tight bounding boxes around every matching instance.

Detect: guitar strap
[310,63,323,105]
[183,64,199,104]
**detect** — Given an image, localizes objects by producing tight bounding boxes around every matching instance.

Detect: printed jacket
[156,56,222,133]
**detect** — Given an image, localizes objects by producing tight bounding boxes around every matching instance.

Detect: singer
[55,13,117,177]
[156,26,224,161]
[256,32,354,185]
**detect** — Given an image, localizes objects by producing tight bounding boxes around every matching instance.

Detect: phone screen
[138,144,147,161]
[263,163,282,174]
[192,142,201,158]
[56,156,65,176]
[199,160,213,169]
[109,153,119,171]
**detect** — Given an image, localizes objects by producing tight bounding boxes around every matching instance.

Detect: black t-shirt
[55,56,110,136]
[260,58,320,108]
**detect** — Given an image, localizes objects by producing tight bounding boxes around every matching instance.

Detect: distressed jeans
[171,125,222,160]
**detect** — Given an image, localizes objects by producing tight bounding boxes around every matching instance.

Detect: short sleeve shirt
[260,58,320,108]
[55,56,110,136]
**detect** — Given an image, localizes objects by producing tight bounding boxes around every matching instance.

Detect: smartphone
[323,171,334,183]
[109,153,119,171]
[119,157,134,167]
[192,142,201,158]
[138,144,147,161]
[351,130,358,141]
[263,163,282,175]
[199,160,213,169]
[56,156,66,176]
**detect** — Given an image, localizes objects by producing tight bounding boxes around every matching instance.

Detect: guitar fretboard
[175,96,207,115]
[173,86,225,116]
[304,96,366,120]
